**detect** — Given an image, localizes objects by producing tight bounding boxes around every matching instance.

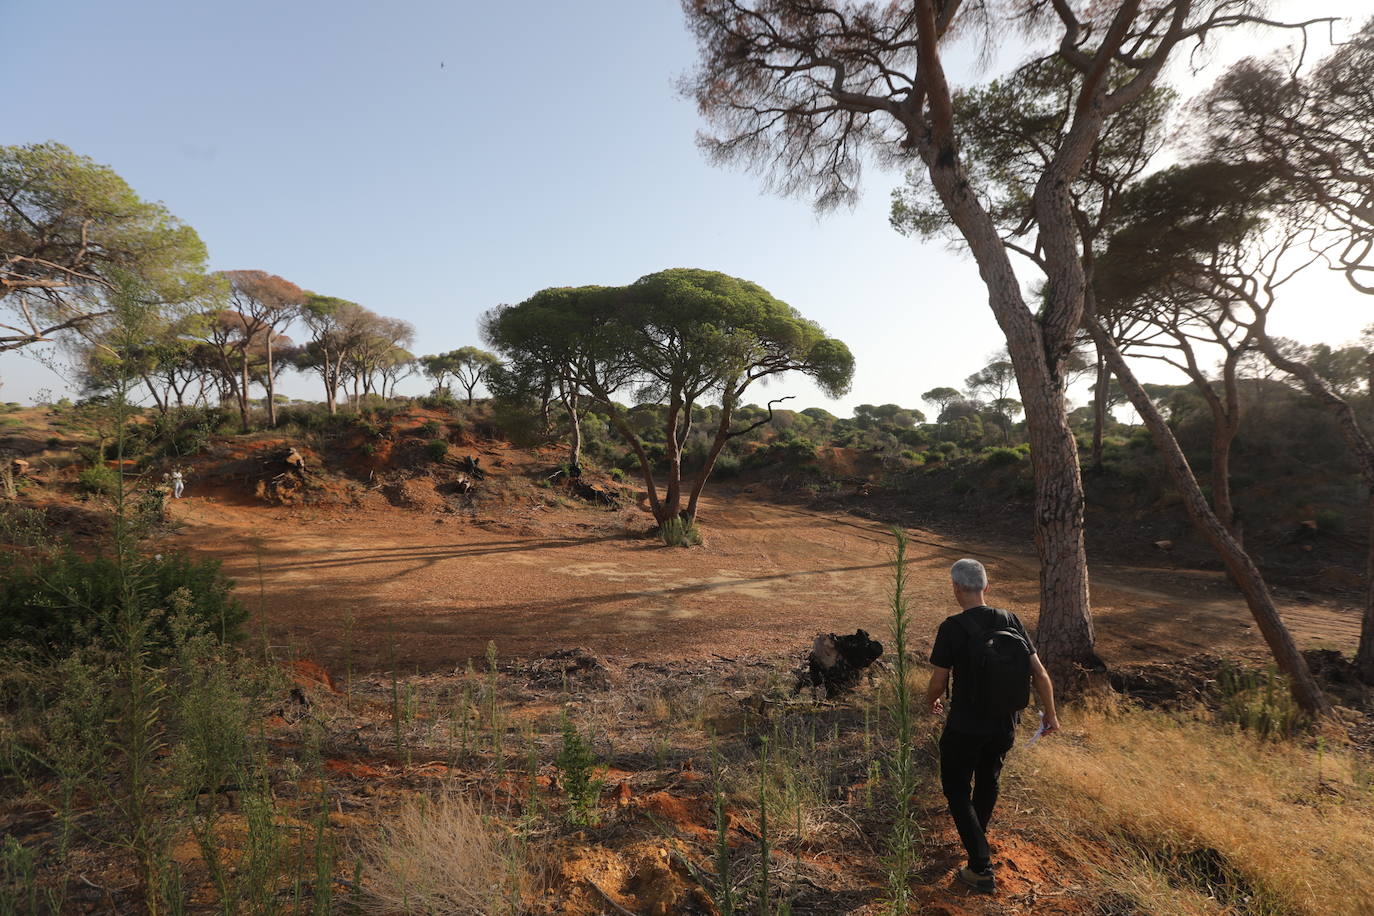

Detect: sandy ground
[158,487,1364,674]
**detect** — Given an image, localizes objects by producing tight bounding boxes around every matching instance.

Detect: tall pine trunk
[1091,351,1109,470]
[923,154,1099,685]
[265,336,277,427]
[1253,318,1374,685]
[1087,316,1331,714]
[238,352,251,433]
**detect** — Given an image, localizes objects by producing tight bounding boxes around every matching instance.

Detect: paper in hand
[1025,711,1047,748]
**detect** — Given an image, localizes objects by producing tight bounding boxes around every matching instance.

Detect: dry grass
[357,788,539,915]
[1009,700,1374,915]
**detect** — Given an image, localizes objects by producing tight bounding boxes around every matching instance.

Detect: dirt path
[161,491,1363,673]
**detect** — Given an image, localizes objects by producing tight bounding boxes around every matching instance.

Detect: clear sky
[2,1,1369,415]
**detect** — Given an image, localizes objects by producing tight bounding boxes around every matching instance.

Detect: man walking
[925,558,1059,893]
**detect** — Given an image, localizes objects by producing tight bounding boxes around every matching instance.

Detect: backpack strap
[955,606,1006,639]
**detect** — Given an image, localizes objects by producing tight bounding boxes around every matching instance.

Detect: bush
[418,419,442,438]
[418,389,460,411]
[425,438,450,462]
[711,451,742,478]
[659,516,703,547]
[982,446,1022,468]
[1216,663,1307,740]
[0,551,247,656]
[78,464,120,497]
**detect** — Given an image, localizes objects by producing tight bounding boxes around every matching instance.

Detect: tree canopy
[485,268,853,524]
[0,142,210,352]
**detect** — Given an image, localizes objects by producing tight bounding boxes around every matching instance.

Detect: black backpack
[956,609,1033,716]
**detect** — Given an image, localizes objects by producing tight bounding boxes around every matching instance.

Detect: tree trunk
[1210,421,1239,541]
[140,373,167,416]
[565,391,583,471]
[238,352,251,432]
[325,350,341,414]
[1091,350,1108,470]
[602,401,665,522]
[1087,316,1332,714]
[1364,500,1374,685]
[922,139,1099,688]
[1018,358,1099,680]
[1254,320,1374,685]
[686,392,738,522]
[661,398,685,523]
[265,336,277,427]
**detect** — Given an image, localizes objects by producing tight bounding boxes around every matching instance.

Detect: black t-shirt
[929,605,1037,736]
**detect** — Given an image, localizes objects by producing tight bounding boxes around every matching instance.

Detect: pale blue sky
[2,0,1368,414]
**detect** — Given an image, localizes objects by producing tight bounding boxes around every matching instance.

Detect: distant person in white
[171,469,185,499]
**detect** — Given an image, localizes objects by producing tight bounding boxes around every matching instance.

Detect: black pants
[939,727,1015,871]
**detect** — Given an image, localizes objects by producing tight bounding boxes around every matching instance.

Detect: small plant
[659,516,703,547]
[1216,663,1308,740]
[555,708,605,826]
[78,463,120,497]
[486,641,505,772]
[757,736,773,915]
[418,419,442,437]
[426,438,451,462]
[359,789,533,916]
[883,529,920,913]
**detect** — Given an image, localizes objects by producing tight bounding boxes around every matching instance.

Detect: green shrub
[1216,663,1307,740]
[659,516,703,547]
[711,451,741,478]
[78,464,120,497]
[983,446,1022,468]
[0,551,247,656]
[418,419,442,438]
[425,439,450,462]
[418,390,459,410]
[607,467,626,482]
[556,709,605,826]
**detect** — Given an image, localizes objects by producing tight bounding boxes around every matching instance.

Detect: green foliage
[1216,663,1308,740]
[418,388,460,410]
[883,531,920,912]
[0,551,246,656]
[0,835,45,915]
[982,446,1022,468]
[78,463,120,497]
[425,438,450,462]
[555,709,604,826]
[659,516,703,547]
[419,346,502,403]
[418,419,442,438]
[0,142,212,351]
[485,269,855,521]
[712,451,742,478]
[892,56,1174,244]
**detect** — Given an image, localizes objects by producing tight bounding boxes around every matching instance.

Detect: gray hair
[950,558,988,591]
